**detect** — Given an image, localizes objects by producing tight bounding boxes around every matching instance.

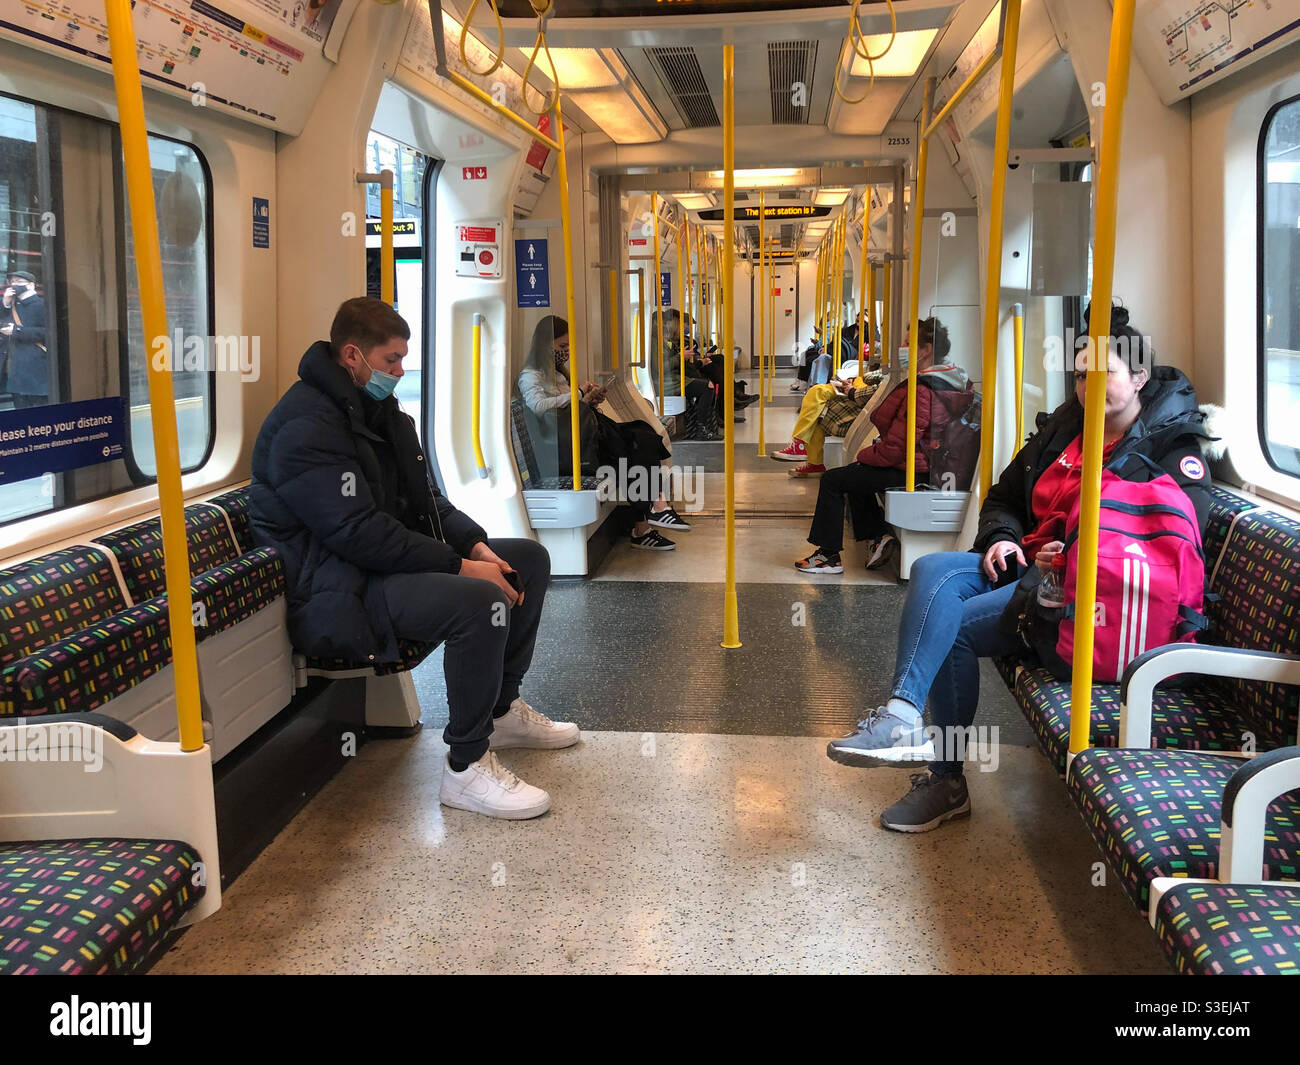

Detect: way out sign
[515,239,550,308]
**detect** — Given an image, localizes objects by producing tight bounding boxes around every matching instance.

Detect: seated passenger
[651,308,722,440]
[250,297,577,821]
[826,305,1214,832]
[770,368,884,474]
[518,315,690,547]
[795,318,968,574]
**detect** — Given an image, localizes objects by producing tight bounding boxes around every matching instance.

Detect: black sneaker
[880,772,971,833]
[648,507,692,531]
[630,528,676,551]
[794,550,843,575]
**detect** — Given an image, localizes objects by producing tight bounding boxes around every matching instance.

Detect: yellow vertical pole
[681,218,691,397]
[104,0,203,753]
[1070,0,1136,759]
[856,206,868,388]
[471,313,488,478]
[815,244,824,356]
[865,259,876,367]
[696,225,706,363]
[380,172,394,305]
[1013,301,1025,446]
[722,45,740,649]
[906,77,935,493]
[653,193,664,416]
[977,0,1023,501]
[768,244,776,390]
[834,215,846,374]
[635,267,645,367]
[757,191,766,457]
[608,267,620,371]
[552,100,583,492]
[882,258,892,368]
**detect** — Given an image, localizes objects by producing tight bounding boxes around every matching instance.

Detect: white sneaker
[489,698,581,750]
[439,751,552,819]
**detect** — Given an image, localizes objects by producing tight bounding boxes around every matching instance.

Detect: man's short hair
[329,297,410,357]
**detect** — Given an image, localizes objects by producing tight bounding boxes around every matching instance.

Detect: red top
[1022,433,1119,558]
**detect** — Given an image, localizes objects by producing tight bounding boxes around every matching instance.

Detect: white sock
[886,697,922,729]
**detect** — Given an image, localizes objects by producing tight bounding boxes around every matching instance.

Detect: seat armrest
[1220,746,1300,883]
[2,711,138,743]
[1119,645,1300,748]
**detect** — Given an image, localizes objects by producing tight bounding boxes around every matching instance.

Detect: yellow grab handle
[1012,302,1025,447]
[471,313,489,479]
[905,78,934,493]
[721,44,740,650]
[104,0,203,753]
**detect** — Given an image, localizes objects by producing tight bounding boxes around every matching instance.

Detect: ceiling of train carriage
[441,0,966,142]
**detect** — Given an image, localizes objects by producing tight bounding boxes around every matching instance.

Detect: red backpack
[1055,464,1207,682]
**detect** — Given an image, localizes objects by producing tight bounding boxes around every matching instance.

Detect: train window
[1260,95,1300,480]
[0,93,213,527]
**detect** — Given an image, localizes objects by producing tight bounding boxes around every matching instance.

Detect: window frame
[0,91,216,528]
[1255,90,1300,483]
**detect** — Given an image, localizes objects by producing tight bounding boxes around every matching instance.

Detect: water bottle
[1038,553,1068,609]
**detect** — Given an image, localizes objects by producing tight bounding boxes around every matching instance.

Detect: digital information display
[696,204,831,221]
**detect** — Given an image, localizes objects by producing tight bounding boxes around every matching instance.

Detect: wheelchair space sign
[515,239,550,308]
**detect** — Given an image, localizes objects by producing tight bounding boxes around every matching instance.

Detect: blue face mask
[363,366,400,401]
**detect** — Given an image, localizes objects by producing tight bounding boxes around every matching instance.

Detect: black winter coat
[250,341,487,663]
[973,366,1213,561]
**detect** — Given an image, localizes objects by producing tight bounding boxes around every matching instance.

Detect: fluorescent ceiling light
[848,28,939,78]
[575,89,664,144]
[709,168,799,182]
[814,188,850,206]
[546,48,619,90]
[674,193,713,210]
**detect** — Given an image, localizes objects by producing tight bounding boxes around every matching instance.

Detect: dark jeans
[807,463,906,553]
[889,551,1021,777]
[381,537,550,764]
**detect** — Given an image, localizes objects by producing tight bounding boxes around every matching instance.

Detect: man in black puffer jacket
[251,298,577,821]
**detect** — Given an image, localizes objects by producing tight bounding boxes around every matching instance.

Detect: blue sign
[0,397,127,486]
[661,272,672,308]
[515,239,550,308]
[252,197,270,249]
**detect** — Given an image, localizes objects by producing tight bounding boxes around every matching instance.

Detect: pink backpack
[1057,465,1207,683]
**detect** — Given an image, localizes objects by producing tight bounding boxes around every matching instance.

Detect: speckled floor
[153,731,1164,975]
[153,368,1169,974]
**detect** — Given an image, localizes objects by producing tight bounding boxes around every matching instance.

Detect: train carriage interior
[1,0,1300,987]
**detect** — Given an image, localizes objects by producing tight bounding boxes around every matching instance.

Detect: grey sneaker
[825,706,935,767]
[880,772,971,833]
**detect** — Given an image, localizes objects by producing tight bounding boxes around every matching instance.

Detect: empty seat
[1154,881,1300,975]
[0,837,205,974]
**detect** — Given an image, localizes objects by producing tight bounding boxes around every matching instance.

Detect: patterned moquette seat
[0,838,204,974]
[509,397,599,491]
[0,548,134,717]
[1154,881,1300,975]
[204,489,253,552]
[1067,747,1300,912]
[95,508,242,602]
[306,638,435,677]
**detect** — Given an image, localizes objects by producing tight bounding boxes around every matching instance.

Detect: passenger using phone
[1,270,48,408]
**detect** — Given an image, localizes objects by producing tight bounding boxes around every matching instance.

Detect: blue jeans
[891,551,1021,777]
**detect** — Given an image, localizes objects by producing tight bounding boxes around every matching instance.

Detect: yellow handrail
[695,226,706,370]
[905,77,934,493]
[677,218,687,398]
[607,266,620,371]
[380,173,394,305]
[882,258,892,368]
[1012,301,1025,447]
[977,0,1022,502]
[1070,0,1137,760]
[855,203,868,388]
[768,238,775,393]
[757,190,766,457]
[631,268,645,368]
[551,96,582,492]
[471,312,488,478]
[104,0,203,753]
[923,47,1000,140]
[865,259,875,371]
[832,215,845,375]
[653,193,664,416]
[721,44,740,650]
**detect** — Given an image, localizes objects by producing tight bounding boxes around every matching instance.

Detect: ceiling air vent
[647,46,719,128]
[768,41,816,125]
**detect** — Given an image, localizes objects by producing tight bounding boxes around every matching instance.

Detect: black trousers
[796,344,819,383]
[807,464,907,553]
[381,537,550,764]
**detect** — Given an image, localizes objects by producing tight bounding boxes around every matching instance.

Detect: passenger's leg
[926,581,1019,776]
[804,464,858,555]
[844,466,906,541]
[381,571,509,766]
[826,551,993,768]
[792,384,836,443]
[482,538,550,712]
